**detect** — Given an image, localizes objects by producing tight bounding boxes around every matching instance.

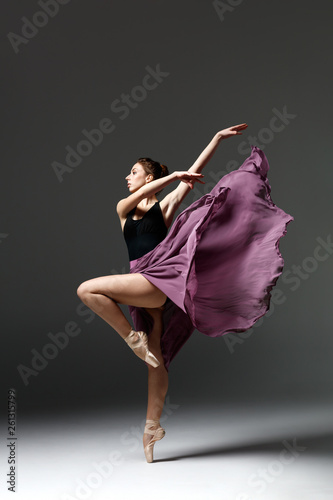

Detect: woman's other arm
[116,171,204,220]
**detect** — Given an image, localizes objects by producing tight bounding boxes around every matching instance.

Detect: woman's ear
[146,174,154,183]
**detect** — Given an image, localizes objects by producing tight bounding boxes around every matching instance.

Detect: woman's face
[125,163,151,192]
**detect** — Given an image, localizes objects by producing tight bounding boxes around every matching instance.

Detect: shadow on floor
[155,428,333,463]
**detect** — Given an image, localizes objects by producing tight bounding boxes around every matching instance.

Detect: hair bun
[160,163,169,177]
[136,157,169,194]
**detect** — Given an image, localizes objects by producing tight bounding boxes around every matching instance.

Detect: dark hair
[137,157,169,196]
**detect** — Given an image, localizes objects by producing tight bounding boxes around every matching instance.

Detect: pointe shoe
[143,419,166,463]
[124,330,160,368]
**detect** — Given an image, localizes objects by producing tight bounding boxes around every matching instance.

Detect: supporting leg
[142,307,169,453]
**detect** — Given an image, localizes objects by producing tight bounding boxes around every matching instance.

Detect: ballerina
[77,122,293,462]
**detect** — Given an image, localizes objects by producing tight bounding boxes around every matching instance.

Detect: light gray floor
[1,400,333,500]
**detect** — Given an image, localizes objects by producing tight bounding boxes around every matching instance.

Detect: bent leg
[77,273,167,339]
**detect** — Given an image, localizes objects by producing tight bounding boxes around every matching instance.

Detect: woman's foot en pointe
[124,329,160,368]
[143,419,166,463]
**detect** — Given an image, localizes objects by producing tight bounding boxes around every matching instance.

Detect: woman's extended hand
[174,171,205,189]
[217,123,248,140]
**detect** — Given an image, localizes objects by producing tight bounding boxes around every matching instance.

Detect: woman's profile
[77,123,294,463]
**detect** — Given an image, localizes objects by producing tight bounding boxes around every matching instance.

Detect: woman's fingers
[180,172,204,180]
[187,178,205,187]
[231,123,248,130]
[226,123,248,135]
[188,173,205,183]
[218,123,248,139]
[179,172,205,187]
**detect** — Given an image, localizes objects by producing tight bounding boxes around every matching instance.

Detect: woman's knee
[77,277,120,307]
[77,281,91,301]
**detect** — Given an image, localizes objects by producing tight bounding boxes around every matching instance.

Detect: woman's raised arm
[188,123,248,174]
[159,123,248,225]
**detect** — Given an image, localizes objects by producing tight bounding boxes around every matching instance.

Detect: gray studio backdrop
[2,0,332,417]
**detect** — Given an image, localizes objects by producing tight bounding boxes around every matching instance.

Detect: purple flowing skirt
[128,146,294,372]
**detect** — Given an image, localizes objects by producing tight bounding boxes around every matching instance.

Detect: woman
[77,123,294,463]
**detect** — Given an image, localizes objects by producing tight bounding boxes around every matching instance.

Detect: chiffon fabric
[128,146,294,372]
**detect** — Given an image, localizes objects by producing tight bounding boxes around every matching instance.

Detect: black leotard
[123,201,168,261]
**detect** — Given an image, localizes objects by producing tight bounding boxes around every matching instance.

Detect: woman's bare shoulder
[116,190,143,219]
